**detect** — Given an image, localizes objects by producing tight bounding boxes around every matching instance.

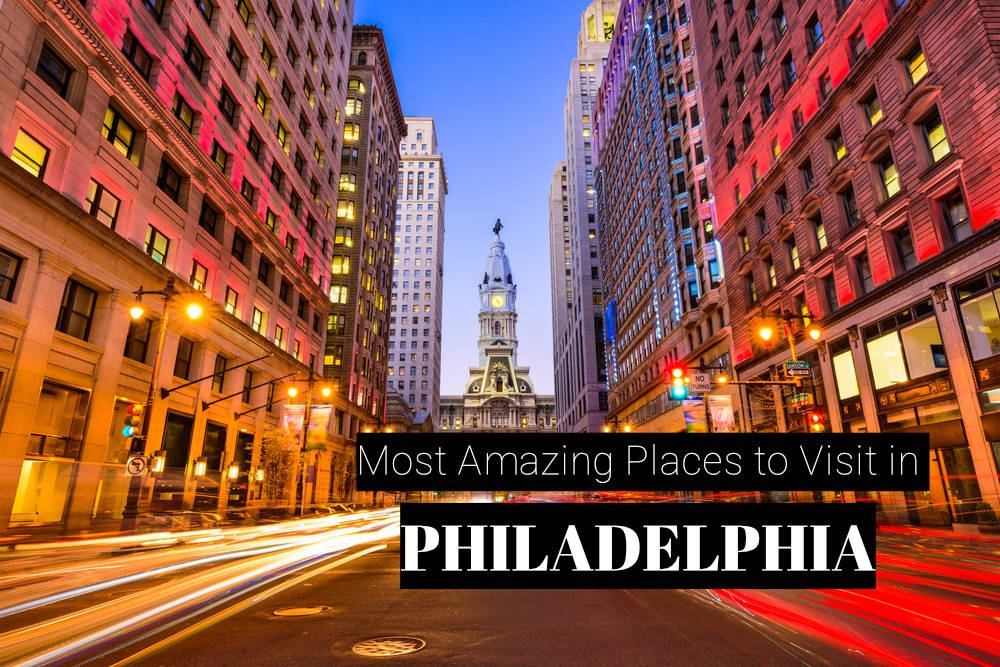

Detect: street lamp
[286,371,333,516]
[121,277,205,531]
[757,310,822,362]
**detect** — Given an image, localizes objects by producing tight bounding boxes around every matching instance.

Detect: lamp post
[121,277,204,531]
[287,371,332,516]
[757,310,823,433]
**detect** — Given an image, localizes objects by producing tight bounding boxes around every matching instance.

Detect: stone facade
[692,0,1000,523]
[388,117,446,422]
[0,0,361,531]
[550,0,617,433]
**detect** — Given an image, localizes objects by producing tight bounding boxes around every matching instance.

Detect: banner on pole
[306,405,332,450]
[682,400,708,433]
[708,394,737,433]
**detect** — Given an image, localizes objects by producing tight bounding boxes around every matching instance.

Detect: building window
[821,273,838,313]
[854,252,874,295]
[346,98,363,116]
[251,306,266,334]
[849,29,867,61]
[893,225,917,272]
[941,190,972,243]
[745,276,758,305]
[830,128,846,162]
[224,286,239,315]
[805,14,823,54]
[904,44,928,85]
[11,130,50,179]
[190,260,208,291]
[174,337,194,379]
[217,86,237,126]
[156,159,182,202]
[760,86,773,120]
[144,225,169,264]
[211,354,227,393]
[274,323,285,349]
[142,0,166,21]
[738,229,750,255]
[773,4,787,39]
[57,279,97,340]
[172,94,195,132]
[331,255,350,275]
[832,343,860,400]
[877,153,901,200]
[227,36,244,72]
[102,106,139,164]
[866,313,945,389]
[123,316,152,363]
[210,141,228,172]
[787,240,800,271]
[339,173,357,192]
[765,258,777,288]
[781,52,796,88]
[956,273,1000,361]
[257,256,273,286]
[254,83,269,116]
[240,177,256,204]
[36,44,72,97]
[83,179,120,229]
[863,92,883,127]
[921,112,950,164]
[842,185,860,228]
[231,230,249,265]
[818,71,832,100]
[198,200,220,239]
[182,34,205,78]
[0,248,23,302]
[813,215,828,250]
[121,30,153,80]
[196,0,214,22]
[800,159,815,190]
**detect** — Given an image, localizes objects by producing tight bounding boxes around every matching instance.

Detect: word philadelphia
[402,523,874,573]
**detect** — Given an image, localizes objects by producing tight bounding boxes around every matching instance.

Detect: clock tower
[438,220,556,432]
[478,219,518,365]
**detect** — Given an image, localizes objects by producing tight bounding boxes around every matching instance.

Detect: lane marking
[109,543,387,666]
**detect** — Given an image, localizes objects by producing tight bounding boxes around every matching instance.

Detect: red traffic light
[806,409,826,432]
[123,403,144,438]
[667,363,687,381]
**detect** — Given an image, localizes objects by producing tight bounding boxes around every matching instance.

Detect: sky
[353,0,590,395]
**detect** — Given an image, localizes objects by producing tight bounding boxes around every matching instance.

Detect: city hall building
[439,224,556,433]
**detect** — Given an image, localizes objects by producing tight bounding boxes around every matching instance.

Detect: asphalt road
[136,541,856,666]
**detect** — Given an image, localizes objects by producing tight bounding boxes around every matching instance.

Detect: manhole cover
[352,636,426,657]
[272,605,332,617]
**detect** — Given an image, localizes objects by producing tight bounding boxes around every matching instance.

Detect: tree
[259,428,296,510]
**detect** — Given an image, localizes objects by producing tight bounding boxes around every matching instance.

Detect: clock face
[490,294,506,308]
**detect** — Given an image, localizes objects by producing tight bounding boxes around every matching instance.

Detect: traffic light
[806,409,826,433]
[668,363,689,401]
[122,402,144,438]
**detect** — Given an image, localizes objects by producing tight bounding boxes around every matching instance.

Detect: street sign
[126,455,147,476]
[783,360,812,377]
[690,372,711,393]
[789,392,815,410]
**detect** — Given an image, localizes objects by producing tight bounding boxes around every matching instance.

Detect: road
[0,510,997,666]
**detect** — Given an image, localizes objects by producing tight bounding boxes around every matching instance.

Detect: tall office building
[594,0,732,433]
[324,26,404,428]
[0,0,356,530]
[388,117,447,422]
[440,223,556,432]
[691,0,1000,524]
[550,0,617,433]
[548,162,570,346]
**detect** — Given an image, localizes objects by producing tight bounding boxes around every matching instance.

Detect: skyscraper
[324,26,404,430]
[389,117,447,422]
[550,0,618,433]
[440,223,556,432]
[0,0,355,528]
[594,0,731,433]
[691,0,1000,522]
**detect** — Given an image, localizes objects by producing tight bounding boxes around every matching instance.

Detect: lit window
[102,106,140,165]
[336,200,354,220]
[251,307,266,334]
[942,191,971,243]
[11,129,49,178]
[331,255,350,275]
[144,225,170,264]
[921,112,950,163]
[339,174,356,192]
[86,179,121,228]
[344,122,360,141]
[190,260,208,291]
[224,286,239,315]
[905,45,927,85]
[878,154,901,199]
[863,93,883,127]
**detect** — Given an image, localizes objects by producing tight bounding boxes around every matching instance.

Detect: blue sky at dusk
[353,1,590,394]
